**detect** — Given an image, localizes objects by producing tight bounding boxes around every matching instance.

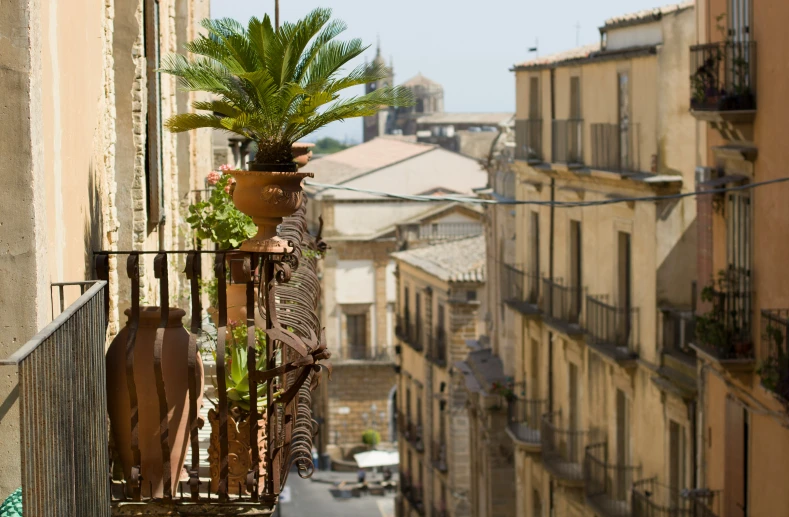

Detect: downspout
[548,65,557,517]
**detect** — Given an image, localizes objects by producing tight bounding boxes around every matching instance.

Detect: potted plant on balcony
[205,321,268,495]
[161,9,413,252]
[758,323,789,409]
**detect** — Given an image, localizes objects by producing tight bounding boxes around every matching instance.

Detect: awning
[353,450,400,469]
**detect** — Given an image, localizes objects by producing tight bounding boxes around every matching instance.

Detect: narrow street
[277,471,395,517]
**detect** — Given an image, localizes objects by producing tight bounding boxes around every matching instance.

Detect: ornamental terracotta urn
[230,164,313,254]
[106,307,205,499]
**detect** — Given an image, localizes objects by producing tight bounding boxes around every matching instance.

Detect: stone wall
[327,363,397,446]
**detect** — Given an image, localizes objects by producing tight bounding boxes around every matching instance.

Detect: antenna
[575,22,581,46]
[528,38,538,58]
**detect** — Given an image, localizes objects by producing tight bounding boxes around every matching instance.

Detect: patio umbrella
[353,450,400,469]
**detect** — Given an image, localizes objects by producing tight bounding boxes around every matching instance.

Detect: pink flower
[218,163,233,173]
[206,170,221,186]
[224,177,236,194]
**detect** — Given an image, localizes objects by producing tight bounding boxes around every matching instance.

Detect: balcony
[585,295,639,363]
[507,397,547,451]
[397,222,483,246]
[501,263,541,315]
[406,421,425,452]
[432,438,448,472]
[515,119,543,162]
[552,119,583,166]
[401,473,425,516]
[632,479,720,517]
[693,268,753,366]
[541,411,600,485]
[540,278,584,336]
[429,327,448,367]
[590,123,643,173]
[584,443,642,517]
[396,314,424,352]
[690,41,756,120]
[759,309,789,404]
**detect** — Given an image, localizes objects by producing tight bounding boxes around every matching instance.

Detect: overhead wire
[304,175,789,208]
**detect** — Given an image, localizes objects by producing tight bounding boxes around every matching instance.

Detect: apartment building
[691,0,789,515]
[503,3,710,516]
[394,236,486,517]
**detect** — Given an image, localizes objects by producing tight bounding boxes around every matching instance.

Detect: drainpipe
[548,178,556,517]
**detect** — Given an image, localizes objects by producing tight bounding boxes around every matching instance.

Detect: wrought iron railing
[584,443,641,517]
[396,314,423,352]
[632,478,720,517]
[432,438,448,472]
[398,222,483,244]
[501,263,540,312]
[0,281,110,517]
[552,119,584,164]
[540,278,583,328]
[590,123,641,173]
[695,268,753,360]
[430,328,448,366]
[401,473,425,515]
[690,41,756,111]
[91,201,326,511]
[406,421,425,452]
[541,411,599,482]
[760,309,789,403]
[515,119,543,161]
[508,397,547,445]
[585,295,639,360]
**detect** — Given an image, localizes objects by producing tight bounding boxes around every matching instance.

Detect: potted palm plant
[161,8,413,252]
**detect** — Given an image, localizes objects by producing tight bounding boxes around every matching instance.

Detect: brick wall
[327,363,397,445]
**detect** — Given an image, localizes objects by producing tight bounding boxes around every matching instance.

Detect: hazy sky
[211,0,678,143]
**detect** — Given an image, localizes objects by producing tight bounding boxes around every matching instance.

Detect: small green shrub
[361,429,381,447]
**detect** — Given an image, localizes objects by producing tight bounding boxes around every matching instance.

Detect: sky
[211,0,680,144]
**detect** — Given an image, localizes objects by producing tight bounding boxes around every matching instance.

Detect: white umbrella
[353,450,400,469]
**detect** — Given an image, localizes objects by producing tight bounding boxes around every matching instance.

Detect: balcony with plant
[693,269,753,363]
[759,309,789,408]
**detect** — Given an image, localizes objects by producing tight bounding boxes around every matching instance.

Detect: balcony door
[617,232,633,347]
[529,212,540,301]
[569,76,582,162]
[568,362,581,462]
[615,390,630,500]
[725,399,748,517]
[569,220,582,321]
[669,420,687,507]
[728,0,751,43]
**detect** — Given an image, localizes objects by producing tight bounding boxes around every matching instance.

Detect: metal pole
[275,0,280,30]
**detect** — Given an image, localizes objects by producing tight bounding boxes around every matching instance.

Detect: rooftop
[514,43,600,69]
[306,137,435,187]
[416,112,514,127]
[602,1,693,31]
[402,73,443,89]
[392,235,486,283]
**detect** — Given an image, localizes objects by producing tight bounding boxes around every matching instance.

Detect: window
[346,313,367,359]
[144,0,164,224]
[529,77,540,119]
[570,220,582,318]
[617,232,633,343]
[415,293,422,347]
[669,420,687,502]
[570,76,581,119]
[615,390,630,500]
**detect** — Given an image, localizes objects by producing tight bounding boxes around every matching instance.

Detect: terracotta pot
[230,167,313,253]
[106,307,205,499]
[208,284,265,329]
[291,142,315,168]
[207,408,266,495]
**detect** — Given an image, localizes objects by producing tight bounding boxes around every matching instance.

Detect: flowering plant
[187,167,254,250]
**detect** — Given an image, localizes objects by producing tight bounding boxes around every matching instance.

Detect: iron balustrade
[89,201,325,511]
[552,119,584,164]
[398,222,483,244]
[401,473,425,516]
[540,278,583,328]
[432,439,448,472]
[0,281,110,517]
[541,411,599,482]
[590,123,641,173]
[407,421,425,452]
[508,397,547,445]
[696,267,753,360]
[585,295,640,360]
[515,119,543,161]
[690,41,756,111]
[760,309,789,401]
[632,478,721,517]
[430,327,448,366]
[584,443,642,517]
[396,314,423,352]
[501,263,540,313]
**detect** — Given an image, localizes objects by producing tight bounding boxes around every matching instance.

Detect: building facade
[394,236,486,517]
[691,0,789,515]
[306,137,486,461]
[502,3,711,517]
[0,0,212,497]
